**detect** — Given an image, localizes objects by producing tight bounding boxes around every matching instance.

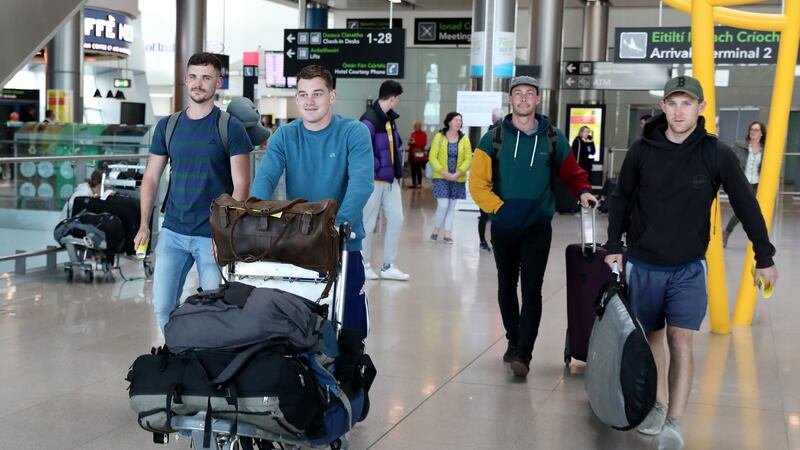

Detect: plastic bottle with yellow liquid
[136,237,149,259]
[751,264,774,298]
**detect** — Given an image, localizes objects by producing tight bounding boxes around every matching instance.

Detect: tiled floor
[0,186,798,449]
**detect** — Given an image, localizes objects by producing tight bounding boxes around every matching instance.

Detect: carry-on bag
[585,272,657,430]
[564,204,624,364]
[210,195,340,298]
[164,282,328,354]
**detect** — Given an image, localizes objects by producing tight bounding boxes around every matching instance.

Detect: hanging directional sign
[283,28,405,79]
[562,62,670,90]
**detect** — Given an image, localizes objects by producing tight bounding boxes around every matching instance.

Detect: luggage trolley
[168,224,354,450]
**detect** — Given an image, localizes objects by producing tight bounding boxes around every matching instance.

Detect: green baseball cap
[663,76,704,101]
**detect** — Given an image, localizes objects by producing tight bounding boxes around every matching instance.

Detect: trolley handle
[579,200,597,256]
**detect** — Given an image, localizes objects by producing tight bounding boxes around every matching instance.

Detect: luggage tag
[750,264,774,298]
[270,211,283,219]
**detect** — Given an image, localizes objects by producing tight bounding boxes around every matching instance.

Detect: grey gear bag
[164,282,327,354]
[585,279,657,430]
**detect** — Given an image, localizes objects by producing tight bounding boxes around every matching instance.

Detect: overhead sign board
[614,26,790,64]
[346,18,402,29]
[83,8,134,57]
[414,18,471,45]
[113,78,131,88]
[562,62,670,90]
[283,29,404,79]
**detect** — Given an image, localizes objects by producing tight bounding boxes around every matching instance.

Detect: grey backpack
[164,282,327,354]
[585,278,657,430]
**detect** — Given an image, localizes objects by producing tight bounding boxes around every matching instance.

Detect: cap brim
[663,89,701,100]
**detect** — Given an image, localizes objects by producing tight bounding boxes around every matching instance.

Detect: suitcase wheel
[84,269,93,283]
[66,268,74,282]
[564,329,572,366]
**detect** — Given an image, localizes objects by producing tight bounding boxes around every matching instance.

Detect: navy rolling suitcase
[564,206,624,365]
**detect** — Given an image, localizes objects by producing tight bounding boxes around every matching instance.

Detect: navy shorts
[625,259,708,332]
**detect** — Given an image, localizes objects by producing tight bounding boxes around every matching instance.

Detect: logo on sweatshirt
[329,152,336,158]
[692,174,708,189]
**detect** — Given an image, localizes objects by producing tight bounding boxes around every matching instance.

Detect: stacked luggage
[54,193,153,282]
[126,197,375,450]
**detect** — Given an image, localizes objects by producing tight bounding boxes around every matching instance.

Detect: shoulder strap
[491,124,503,158]
[164,111,183,158]
[217,110,231,156]
[547,125,561,191]
[702,134,721,192]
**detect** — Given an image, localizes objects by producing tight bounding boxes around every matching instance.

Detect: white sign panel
[456,91,503,127]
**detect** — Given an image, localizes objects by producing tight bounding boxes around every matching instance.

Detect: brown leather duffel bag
[210,194,340,297]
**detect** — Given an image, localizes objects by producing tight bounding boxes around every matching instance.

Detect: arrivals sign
[283,29,404,79]
[414,18,471,45]
[84,8,134,57]
[614,26,787,64]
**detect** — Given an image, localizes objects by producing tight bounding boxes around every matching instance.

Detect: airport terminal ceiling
[269,0,782,11]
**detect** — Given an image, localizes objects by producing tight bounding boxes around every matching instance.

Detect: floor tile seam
[688,398,786,413]
[366,334,507,449]
[0,372,128,421]
[766,304,792,449]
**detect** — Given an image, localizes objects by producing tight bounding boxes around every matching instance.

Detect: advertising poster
[492,31,515,77]
[470,31,485,77]
[566,104,606,187]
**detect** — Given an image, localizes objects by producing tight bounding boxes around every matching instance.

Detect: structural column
[579,0,609,104]
[306,3,328,29]
[175,0,206,112]
[298,0,307,29]
[46,10,84,123]
[528,0,565,125]
[470,0,515,145]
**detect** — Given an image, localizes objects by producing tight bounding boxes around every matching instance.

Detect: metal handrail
[0,153,147,163]
[0,247,62,263]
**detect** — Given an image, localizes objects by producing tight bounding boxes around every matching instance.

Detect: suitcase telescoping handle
[332,222,353,336]
[579,200,597,256]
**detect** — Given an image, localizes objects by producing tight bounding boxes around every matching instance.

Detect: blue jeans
[152,227,221,331]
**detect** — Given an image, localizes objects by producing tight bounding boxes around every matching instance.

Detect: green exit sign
[113,78,132,88]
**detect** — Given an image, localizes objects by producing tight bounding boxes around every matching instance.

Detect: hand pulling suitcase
[564,205,625,365]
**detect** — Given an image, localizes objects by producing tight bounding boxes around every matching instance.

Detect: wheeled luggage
[585,274,657,430]
[564,205,624,365]
[127,223,373,450]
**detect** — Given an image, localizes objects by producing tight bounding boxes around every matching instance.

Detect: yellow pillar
[732,0,800,325]
[691,0,731,334]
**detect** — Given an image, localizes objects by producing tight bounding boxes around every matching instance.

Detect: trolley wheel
[84,270,93,283]
[66,268,74,282]
[144,260,154,277]
[564,329,572,366]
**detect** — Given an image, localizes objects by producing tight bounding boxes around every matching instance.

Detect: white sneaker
[364,265,379,280]
[658,418,684,450]
[380,264,410,281]
[637,402,667,435]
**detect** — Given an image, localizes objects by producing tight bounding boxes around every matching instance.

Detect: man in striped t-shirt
[135,52,253,332]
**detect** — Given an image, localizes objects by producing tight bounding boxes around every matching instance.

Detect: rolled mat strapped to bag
[210,194,340,298]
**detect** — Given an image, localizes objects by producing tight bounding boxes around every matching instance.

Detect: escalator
[0,0,87,86]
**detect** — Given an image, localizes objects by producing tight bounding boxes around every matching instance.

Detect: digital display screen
[264,51,297,88]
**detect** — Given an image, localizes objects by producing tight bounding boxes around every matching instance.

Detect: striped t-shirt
[150,107,252,237]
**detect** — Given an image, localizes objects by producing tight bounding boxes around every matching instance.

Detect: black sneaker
[502,342,517,363]
[510,356,530,377]
[479,242,491,252]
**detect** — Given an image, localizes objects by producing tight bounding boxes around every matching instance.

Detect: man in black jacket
[604,76,778,449]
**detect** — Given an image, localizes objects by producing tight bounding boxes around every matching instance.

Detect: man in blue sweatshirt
[252,65,374,339]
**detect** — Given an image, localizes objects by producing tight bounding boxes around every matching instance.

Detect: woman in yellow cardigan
[428,111,472,243]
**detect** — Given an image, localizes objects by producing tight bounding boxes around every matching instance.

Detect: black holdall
[127,344,320,445]
[164,282,328,354]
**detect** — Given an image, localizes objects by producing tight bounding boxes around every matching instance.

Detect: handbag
[210,194,340,298]
[425,162,433,179]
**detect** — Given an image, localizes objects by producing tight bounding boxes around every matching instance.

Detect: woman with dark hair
[571,125,596,175]
[428,112,472,243]
[723,120,767,247]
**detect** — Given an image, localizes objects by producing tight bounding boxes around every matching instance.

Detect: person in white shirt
[61,170,113,219]
[723,121,766,247]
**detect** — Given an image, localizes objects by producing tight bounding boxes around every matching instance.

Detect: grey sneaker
[637,402,667,435]
[658,417,684,450]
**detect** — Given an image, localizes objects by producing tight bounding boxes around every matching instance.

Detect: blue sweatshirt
[252,115,374,251]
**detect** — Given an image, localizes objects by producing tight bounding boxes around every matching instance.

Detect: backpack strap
[490,125,504,186]
[546,125,561,192]
[217,110,231,156]
[161,111,182,214]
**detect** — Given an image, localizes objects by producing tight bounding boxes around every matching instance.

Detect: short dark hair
[378,80,403,100]
[296,65,335,90]
[45,109,54,118]
[86,170,104,188]
[442,111,462,132]
[640,114,652,122]
[746,121,767,146]
[187,52,222,73]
